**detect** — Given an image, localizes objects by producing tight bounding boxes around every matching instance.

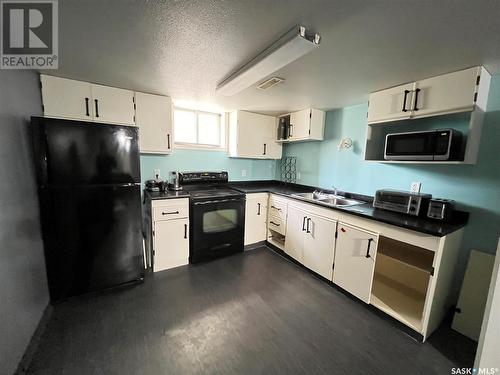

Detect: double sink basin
[291,191,365,208]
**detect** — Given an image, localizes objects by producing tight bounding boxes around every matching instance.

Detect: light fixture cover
[216,26,320,96]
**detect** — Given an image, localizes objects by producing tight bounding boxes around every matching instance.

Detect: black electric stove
[179,172,245,263]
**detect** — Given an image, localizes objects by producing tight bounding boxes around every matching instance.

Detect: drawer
[152,198,189,221]
[268,215,286,235]
[269,197,287,220]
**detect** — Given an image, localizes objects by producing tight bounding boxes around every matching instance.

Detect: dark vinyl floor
[27,247,476,375]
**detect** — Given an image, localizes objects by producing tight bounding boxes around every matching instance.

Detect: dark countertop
[228,180,469,237]
[144,190,190,200]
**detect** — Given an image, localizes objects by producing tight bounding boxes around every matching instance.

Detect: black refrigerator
[32,117,144,302]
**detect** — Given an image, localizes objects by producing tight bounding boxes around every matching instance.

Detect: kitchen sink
[291,191,364,207]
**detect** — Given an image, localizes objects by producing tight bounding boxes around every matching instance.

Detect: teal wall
[283,76,500,268]
[140,148,276,184]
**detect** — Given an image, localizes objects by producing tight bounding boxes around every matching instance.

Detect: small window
[174,108,223,149]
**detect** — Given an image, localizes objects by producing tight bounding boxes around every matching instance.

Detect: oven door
[190,197,245,263]
[384,130,438,161]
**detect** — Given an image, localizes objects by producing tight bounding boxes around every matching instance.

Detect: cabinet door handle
[302,216,307,231]
[271,205,282,211]
[263,143,266,155]
[184,224,187,239]
[413,88,421,111]
[270,221,280,227]
[94,99,100,117]
[257,203,261,215]
[85,98,90,116]
[402,90,409,112]
[167,134,171,149]
[365,238,374,258]
[162,211,179,215]
[306,218,311,233]
[289,124,293,137]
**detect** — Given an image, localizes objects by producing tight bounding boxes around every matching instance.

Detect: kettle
[169,171,183,191]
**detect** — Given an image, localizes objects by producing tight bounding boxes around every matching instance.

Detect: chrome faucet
[332,186,338,196]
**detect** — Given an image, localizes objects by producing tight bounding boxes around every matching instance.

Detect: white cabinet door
[233,111,263,158]
[229,111,281,159]
[284,205,306,262]
[333,222,378,303]
[289,108,311,140]
[263,137,282,159]
[153,218,189,272]
[40,75,93,121]
[303,215,337,280]
[413,67,479,118]
[135,92,173,154]
[244,193,268,245]
[367,82,415,124]
[90,84,135,125]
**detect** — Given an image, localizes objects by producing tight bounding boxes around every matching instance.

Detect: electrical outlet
[154,169,161,180]
[241,169,247,177]
[410,182,421,193]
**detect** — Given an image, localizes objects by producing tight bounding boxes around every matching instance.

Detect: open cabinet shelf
[371,237,435,333]
[364,109,486,165]
[268,229,285,250]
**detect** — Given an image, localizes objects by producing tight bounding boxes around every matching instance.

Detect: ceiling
[46,0,500,115]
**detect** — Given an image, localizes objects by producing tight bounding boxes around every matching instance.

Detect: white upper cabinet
[90,84,135,125]
[413,67,479,118]
[40,75,93,121]
[40,74,135,126]
[135,92,173,154]
[368,67,486,124]
[332,223,379,304]
[289,108,325,141]
[228,110,282,159]
[367,83,415,124]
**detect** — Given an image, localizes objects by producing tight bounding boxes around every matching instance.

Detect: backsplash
[283,76,500,268]
[140,148,276,185]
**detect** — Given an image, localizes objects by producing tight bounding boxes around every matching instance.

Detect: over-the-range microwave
[384,129,463,161]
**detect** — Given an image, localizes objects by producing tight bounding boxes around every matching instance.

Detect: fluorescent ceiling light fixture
[216,26,320,96]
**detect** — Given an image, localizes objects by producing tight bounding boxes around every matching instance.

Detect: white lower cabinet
[244,193,268,246]
[284,205,306,262]
[284,204,337,278]
[332,222,379,303]
[152,198,189,272]
[303,214,337,280]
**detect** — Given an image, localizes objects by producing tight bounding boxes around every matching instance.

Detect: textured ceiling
[46,0,500,115]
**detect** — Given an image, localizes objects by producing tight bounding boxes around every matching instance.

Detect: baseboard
[15,303,53,375]
[244,241,266,251]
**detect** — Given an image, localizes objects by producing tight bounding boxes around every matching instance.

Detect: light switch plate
[410,182,421,193]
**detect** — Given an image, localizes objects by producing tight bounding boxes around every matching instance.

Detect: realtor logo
[1,0,58,69]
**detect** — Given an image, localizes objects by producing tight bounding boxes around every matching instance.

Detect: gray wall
[0,70,49,374]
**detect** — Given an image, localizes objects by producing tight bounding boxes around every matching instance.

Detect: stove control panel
[178,171,228,184]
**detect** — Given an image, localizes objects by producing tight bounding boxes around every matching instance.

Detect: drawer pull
[94,99,100,117]
[162,211,179,215]
[257,203,261,215]
[184,224,188,239]
[302,216,307,231]
[306,218,311,233]
[271,205,282,211]
[85,98,90,116]
[270,221,280,227]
